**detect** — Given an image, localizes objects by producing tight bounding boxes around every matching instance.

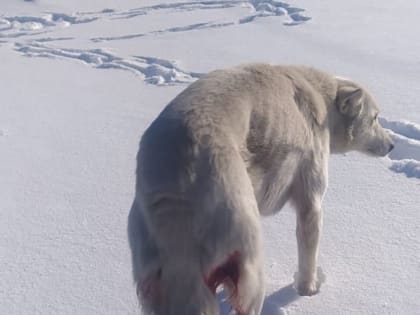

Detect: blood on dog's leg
[228,258,264,315]
[204,245,264,315]
[205,251,241,295]
[137,271,162,313]
[206,147,265,315]
[205,252,264,315]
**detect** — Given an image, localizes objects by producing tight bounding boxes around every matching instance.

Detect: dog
[128,64,394,315]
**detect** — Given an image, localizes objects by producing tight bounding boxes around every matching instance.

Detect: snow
[380,118,420,178]
[1,1,419,314]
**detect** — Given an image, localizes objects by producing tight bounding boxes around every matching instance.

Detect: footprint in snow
[14,42,203,86]
[0,13,97,37]
[380,117,420,178]
[94,0,311,41]
[2,1,310,85]
[1,1,311,42]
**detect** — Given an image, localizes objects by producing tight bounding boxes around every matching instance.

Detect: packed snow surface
[1,1,419,314]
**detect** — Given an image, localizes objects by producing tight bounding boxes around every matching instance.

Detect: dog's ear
[337,87,363,117]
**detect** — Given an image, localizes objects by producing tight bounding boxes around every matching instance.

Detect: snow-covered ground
[1,1,419,314]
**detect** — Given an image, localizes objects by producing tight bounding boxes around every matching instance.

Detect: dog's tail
[128,198,218,315]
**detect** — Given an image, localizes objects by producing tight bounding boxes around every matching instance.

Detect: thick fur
[128,64,394,315]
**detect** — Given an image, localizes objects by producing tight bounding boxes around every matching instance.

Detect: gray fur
[128,64,393,314]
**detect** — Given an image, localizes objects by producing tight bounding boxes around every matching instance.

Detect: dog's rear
[128,108,265,314]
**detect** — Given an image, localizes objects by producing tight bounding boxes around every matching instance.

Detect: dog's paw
[293,267,326,296]
[295,280,319,296]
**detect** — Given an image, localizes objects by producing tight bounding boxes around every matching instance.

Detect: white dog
[128,64,394,315]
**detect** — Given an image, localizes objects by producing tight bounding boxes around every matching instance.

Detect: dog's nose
[388,143,394,153]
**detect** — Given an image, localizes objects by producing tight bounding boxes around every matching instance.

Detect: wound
[137,269,162,301]
[205,251,241,295]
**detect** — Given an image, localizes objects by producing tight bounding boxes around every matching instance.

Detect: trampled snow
[1,1,419,314]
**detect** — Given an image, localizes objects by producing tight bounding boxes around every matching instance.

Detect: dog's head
[331,79,394,156]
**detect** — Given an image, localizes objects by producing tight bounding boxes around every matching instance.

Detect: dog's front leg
[295,200,323,296]
[292,159,327,296]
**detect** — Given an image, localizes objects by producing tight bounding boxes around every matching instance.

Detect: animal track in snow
[114,0,310,25]
[0,0,310,42]
[2,1,309,85]
[0,13,97,38]
[247,0,311,26]
[380,118,420,178]
[91,21,235,42]
[92,0,310,41]
[14,42,203,85]
[34,37,75,43]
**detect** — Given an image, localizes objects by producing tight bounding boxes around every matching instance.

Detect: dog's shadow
[261,284,300,315]
[218,283,299,315]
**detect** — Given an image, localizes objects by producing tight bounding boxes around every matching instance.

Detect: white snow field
[1,0,419,314]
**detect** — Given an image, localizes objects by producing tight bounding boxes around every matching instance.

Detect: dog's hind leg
[227,257,265,315]
[202,147,265,315]
[205,250,264,315]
